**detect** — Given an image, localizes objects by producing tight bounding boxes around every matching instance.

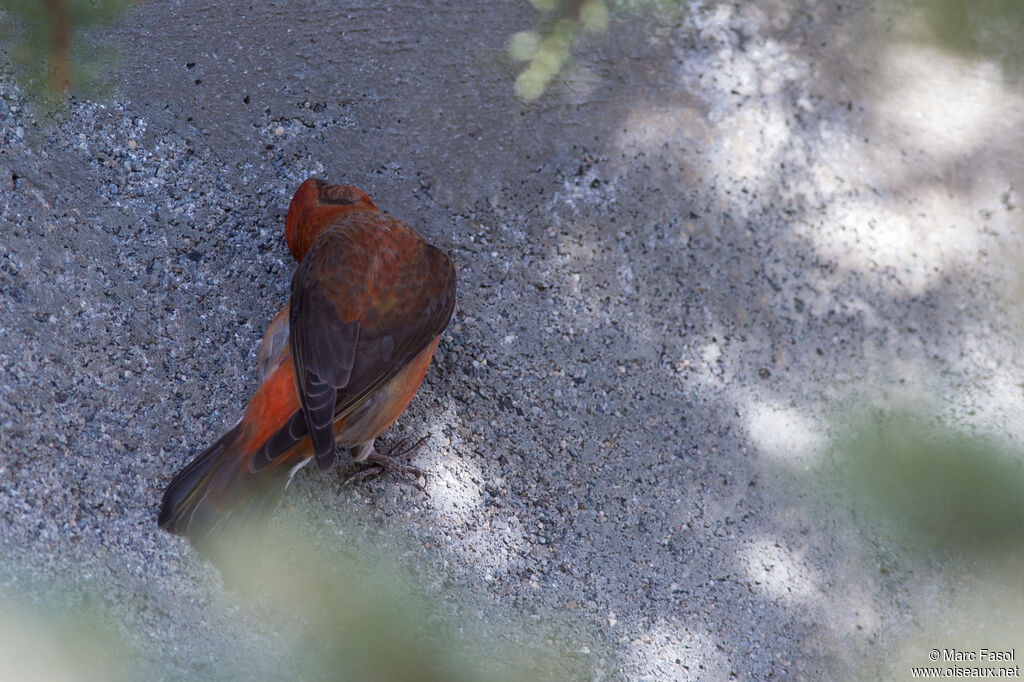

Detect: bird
[157,178,457,558]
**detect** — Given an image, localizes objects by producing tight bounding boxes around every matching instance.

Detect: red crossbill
[158,178,457,556]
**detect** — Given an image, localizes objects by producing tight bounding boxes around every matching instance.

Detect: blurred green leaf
[528,0,559,12]
[0,518,593,681]
[0,596,129,682]
[508,30,543,62]
[222,518,592,681]
[580,0,609,33]
[508,0,685,100]
[905,0,1024,79]
[829,407,1024,556]
[514,18,577,101]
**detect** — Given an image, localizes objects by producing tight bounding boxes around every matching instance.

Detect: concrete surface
[2,1,1024,679]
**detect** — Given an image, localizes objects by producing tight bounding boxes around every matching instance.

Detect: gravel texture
[3,1,1024,680]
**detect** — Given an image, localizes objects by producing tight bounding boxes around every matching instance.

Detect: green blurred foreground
[830,408,1024,556]
[827,406,1024,678]
[0,524,588,681]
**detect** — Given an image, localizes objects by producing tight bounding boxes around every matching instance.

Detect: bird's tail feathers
[158,425,293,566]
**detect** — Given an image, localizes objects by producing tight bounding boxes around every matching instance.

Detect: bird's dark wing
[288,211,456,470]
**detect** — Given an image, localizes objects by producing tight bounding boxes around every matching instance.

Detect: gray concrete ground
[3,1,1024,679]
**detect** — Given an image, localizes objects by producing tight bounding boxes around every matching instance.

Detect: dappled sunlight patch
[744,399,825,468]
[611,34,807,196]
[794,37,1023,298]
[424,444,484,526]
[708,102,793,195]
[549,164,618,222]
[420,403,529,578]
[738,536,820,605]
[625,621,731,680]
[804,187,986,296]
[875,45,1024,160]
[818,574,882,643]
[616,104,710,151]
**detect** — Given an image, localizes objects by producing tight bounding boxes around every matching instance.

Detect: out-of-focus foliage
[0,597,128,682]
[0,520,591,681]
[220,520,592,681]
[909,0,1024,77]
[826,406,1024,679]
[508,0,686,101]
[508,0,1024,101]
[0,0,132,107]
[508,0,608,101]
[829,407,1024,557]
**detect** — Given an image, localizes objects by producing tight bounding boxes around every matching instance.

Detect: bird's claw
[341,435,430,491]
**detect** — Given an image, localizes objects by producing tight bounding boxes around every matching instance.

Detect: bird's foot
[341,436,429,491]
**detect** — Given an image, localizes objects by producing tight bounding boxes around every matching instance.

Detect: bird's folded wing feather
[281,213,456,470]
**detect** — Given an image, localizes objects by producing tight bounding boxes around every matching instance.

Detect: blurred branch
[0,0,133,107]
[47,0,71,95]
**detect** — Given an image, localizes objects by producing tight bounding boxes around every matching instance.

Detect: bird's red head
[284,178,378,261]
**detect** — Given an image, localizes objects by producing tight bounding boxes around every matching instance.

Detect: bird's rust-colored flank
[158,178,457,557]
